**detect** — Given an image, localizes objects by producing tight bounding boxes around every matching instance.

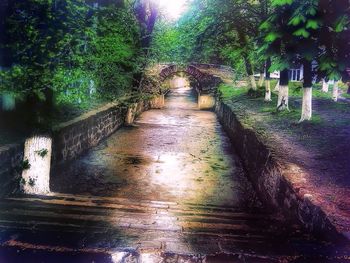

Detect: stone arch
[156,64,222,110]
[159,64,220,92]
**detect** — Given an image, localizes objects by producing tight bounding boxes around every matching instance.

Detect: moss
[21,159,31,171]
[35,148,48,158]
[28,178,36,187]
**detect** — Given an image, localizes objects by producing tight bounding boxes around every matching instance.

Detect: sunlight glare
[156,0,189,20]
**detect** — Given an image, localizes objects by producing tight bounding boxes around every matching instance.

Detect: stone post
[150,94,165,109]
[198,92,216,110]
[21,135,52,195]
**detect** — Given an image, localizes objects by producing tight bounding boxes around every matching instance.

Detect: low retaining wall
[0,144,24,196]
[0,98,152,196]
[53,103,127,163]
[215,100,340,240]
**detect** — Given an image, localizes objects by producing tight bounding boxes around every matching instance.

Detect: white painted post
[22,136,52,195]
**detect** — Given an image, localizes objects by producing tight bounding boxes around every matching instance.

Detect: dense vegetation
[0,0,155,131]
[0,0,349,133]
[151,0,350,122]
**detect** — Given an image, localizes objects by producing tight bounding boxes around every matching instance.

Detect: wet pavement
[0,87,349,262]
[52,87,256,207]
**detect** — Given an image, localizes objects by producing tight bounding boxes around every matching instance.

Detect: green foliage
[35,148,48,158]
[28,177,36,187]
[293,28,310,38]
[1,1,145,127]
[306,20,319,30]
[334,15,349,33]
[86,6,142,99]
[218,84,248,100]
[265,32,281,42]
[151,0,274,81]
[1,0,90,94]
[272,0,293,6]
[21,159,31,171]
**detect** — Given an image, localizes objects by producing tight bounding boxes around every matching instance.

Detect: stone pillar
[125,103,138,125]
[198,93,216,110]
[21,135,52,195]
[150,94,165,109]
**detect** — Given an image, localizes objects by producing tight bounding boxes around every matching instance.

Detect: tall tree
[132,0,159,89]
[1,0,91,127]
[318,0,350,102]
[288,0,320,121]
[261,0,297,111]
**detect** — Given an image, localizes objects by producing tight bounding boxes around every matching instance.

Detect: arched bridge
[145,63,233,109]
[159,64,223,92]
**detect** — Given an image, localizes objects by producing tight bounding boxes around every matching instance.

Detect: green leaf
[265,32,281,42]
[307,7,317,16]
[293,28,310,38]
[335,16,349,33]
[270,60,290,71]
[260,21,271,30]
[306,20,319,29]
[272,0,293,6]
[289,16,305,26]
[34,90,46,101]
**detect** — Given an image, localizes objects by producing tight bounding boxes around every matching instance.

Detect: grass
[328,101,350,113]
[218,84,248,100]
[221,79,349,105]
[219,81,325,128]
[218,84,331,151]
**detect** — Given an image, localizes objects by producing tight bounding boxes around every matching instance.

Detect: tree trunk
[258,68,265,87]
[300,60,313,122]
[322,79,329,92]
[258,74,265,87]
[249,75,257,90]
[333,80,339,102]
[274,80,280,91]
[133,0,158,90]
[265,80,272,101]
[277,69,289,111]
[347,82,350,94]
[125,103,138,125]
[264,58,272,101]
[243,55,257,90]
[21,135,52,195]
[135,0,158,54]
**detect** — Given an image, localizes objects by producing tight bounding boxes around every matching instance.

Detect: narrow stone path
[0,87,349,262]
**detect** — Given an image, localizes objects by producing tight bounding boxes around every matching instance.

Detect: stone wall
[0,143,24,197]
[53,100,150,163]
[215,100,340,240]
[0,99,152,196]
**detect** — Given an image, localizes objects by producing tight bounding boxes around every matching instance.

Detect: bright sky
[157,0,189,20]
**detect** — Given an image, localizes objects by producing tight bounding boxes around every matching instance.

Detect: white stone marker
[22,136,52,195]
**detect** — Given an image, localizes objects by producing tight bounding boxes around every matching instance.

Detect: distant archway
[159,64,221,92]
[156,64,222,109]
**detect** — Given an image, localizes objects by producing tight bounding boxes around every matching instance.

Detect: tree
[86,3,143,99]
[151,0,277,93]
[261,0,297,111]
[318,0,350,102]
[1,0,91,128]
[288,0,320,121]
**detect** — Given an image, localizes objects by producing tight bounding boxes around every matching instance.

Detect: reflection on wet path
[1,87,349,262]
[52,87,257,207]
